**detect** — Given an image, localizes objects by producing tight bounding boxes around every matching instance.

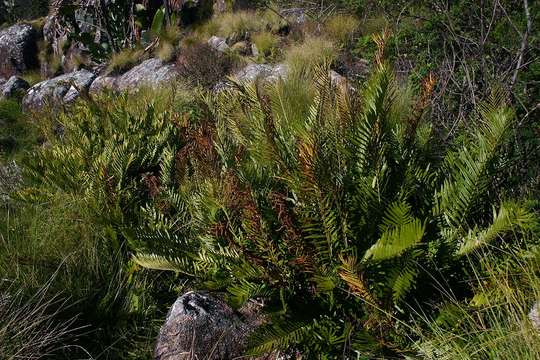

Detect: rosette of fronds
[131,40,535,356]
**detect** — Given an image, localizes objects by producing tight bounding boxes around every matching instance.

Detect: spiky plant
[132,51,535,355]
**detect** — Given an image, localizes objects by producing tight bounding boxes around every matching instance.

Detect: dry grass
[200,10,264,42]
[284,36,337,74]
[0,284,79,359]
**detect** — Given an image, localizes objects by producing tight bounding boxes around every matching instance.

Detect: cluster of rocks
[0,12,356,112]
[20,58,179,112]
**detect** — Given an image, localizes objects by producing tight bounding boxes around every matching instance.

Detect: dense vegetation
[1,0,539,358]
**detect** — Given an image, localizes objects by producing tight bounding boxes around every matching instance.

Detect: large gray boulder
[88,75,117,95]
[0,24,39,75]
[155,292,266,360]
[1,76,30,99]
[115,58,178,92]
[214,63,288,92]
[22,70,96,112]
[89,59,178,95]
[280,8,307,25]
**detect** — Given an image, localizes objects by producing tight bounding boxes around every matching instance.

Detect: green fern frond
[227,280,273,308]
[132,253,196,275]
[457,202,535,255]
[364,202,425,262]
[247,320,312,355]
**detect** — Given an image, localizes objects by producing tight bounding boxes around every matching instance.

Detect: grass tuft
[107,48,145,75]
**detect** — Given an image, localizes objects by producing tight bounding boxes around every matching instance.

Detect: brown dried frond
[298,139,317,189]
[373,27,391,67]
[406,71,436,142]
[338,255,379,307]
[142,173,161,199]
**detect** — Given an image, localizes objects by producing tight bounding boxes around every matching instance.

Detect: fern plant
[130,54,535,356]
[22,42,535,357]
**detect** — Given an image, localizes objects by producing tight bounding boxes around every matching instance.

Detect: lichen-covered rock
[214,63,288,92]
[235,63,288,84]
[1,76,30,99]
[329,70,354,91]
[280,8,306,25]
[155,292,266,360]
[114,58,178,92]
[0,24,39,75]
[22,70,96,112]
[208,36,229,52]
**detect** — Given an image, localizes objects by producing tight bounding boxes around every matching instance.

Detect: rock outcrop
[1,76,30,99]
[154,292,266,360]
[22,70,96,112]
[0,24,39,75]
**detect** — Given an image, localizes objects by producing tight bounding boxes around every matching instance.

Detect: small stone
[529,300,540,331]
[208,36,229,52]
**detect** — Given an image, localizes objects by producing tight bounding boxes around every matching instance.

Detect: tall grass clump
[107,48,145,75]
[202,10,264,42]
[284,36,337,74]
[0,99,36,161]
[0,286,77,359]
[324,14,359,44]
[414,246,540,359]
[252,31,280,59]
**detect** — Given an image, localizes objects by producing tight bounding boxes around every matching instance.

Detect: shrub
[324,14,359,44]
[131,61,536,357]
[106,48,146,75]
[176,43,237,88]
